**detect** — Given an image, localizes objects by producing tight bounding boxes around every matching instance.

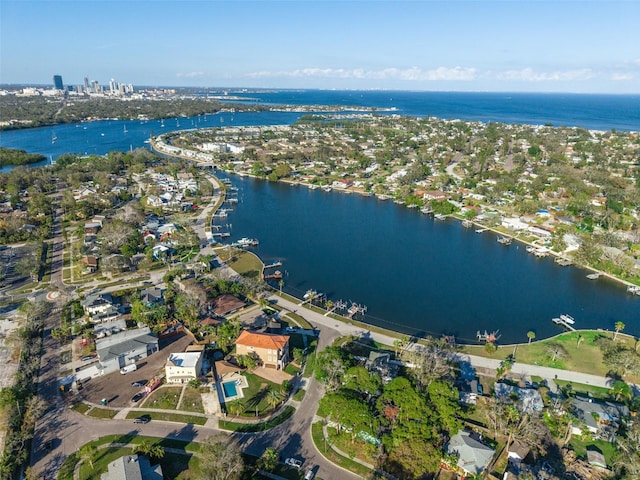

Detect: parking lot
[76,333,193,408]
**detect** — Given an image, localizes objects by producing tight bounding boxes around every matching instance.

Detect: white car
[285,458,303,469]
[304,468,315,480]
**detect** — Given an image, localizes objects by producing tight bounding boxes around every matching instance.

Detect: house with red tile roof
[235,330,290,370]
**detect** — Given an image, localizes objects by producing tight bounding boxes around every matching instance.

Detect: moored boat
[559,314,575,324]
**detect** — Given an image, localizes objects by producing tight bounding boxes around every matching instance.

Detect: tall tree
[527,331,535,344]
[196,436,244,480]
[614,321,625,341]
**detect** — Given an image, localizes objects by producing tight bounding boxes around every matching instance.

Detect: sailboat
[51,132,57,144]
[123,125,128,134]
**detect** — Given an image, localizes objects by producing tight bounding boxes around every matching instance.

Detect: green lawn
[85,407,118,419]
[225,251,263,276]
[463,330,623,378]
[569,437,618,467]
[310,422,373,478]
[179,386,205,413]
[144,386,183,410]
[219,406,295,432]
[71,402,91,414]
[228,372,281,417]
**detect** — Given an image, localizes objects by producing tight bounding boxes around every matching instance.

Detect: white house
[165,351,204,383]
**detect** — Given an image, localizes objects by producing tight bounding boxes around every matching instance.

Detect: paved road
[271,295,615,389]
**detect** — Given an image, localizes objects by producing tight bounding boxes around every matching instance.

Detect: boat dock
[555,257,573,266]
[497,236,512,245]
[263,270,283,280]
[264,261,282,269]
[552,317,576,331]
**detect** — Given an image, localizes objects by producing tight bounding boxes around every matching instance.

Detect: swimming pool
[222,381,238,397]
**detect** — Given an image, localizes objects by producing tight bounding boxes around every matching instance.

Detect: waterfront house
[422,190,447,201]
[165,351,204,383]
[447,430,495,476]
[234,330,290,370]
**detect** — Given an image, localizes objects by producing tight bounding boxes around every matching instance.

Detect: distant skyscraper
[53,75,64,90]
[84,76,90,92]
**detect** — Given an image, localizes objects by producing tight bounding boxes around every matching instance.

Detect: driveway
[78,333,193,408]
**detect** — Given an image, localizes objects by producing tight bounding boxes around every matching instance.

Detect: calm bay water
[1,90,638,342]
[220,176,638,344]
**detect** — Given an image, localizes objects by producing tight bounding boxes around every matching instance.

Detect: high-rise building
[84,76,90,92]
[53,75,64,90]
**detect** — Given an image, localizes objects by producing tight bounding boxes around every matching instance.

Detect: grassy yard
[223,250,263,276]
[569,437,618,467]
[71,402,91,414]
[85,407,118,419]
[179,386,205,413]
[227,372,281,417]
[61,438,198,480]
[310,422,373,478]
[219,405,295,432]
[463,330,629,378]
[282,312,313,330]
[144,386,184,410]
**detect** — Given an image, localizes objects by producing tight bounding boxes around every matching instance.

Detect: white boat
[627,285,640,295]
[236,237,259,247]
[559,314,575,325]
[434,213,446,220]
[462,219,473,228]
[586,272,601,280]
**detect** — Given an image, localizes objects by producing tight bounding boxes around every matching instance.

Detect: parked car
[285,458,303,469]
[120,364,137,374]
[133,414,151,424]
[131,380,147,388]
[304,469,315,480]
[131,392,146,403]
[80,355,96,362]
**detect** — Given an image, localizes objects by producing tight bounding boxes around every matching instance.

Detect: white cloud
[611,73,634,81]
[176,71,205,78]
[496,68,595,82]
[245,66,477,82]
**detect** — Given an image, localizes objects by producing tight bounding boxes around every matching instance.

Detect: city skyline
[1,1,639,94]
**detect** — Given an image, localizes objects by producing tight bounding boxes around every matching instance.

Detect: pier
[264,261,282,269]
[552,317,576,331]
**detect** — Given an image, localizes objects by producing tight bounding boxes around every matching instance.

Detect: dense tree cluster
[316,337,462,479]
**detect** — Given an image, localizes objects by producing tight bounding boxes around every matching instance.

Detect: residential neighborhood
[0,113,638,480]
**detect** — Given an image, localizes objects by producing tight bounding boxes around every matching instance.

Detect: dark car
[131,380,147,388]
[133,414,151,424]
[131,392,146,403]
[80,355,96,362]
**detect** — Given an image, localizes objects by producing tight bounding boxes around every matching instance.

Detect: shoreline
[152,136,638,343]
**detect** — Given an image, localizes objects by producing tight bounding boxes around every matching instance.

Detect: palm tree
[227,401,243,418]
[266,388,283,410]
[527,331,535,344]
[614,321,625,341]
[79,444,97,469]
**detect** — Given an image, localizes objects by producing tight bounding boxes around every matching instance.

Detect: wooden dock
[552,317,576,331]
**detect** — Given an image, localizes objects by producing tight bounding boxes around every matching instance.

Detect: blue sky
[1,1,639,93]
